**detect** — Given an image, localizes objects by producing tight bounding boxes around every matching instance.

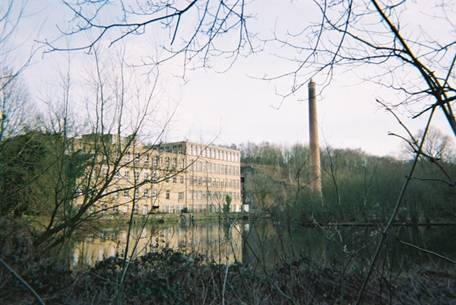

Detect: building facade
[73,135,241,215]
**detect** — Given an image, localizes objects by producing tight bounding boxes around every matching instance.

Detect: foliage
[223,195,232,214]
[1,247,454,305]
[241,142,456,223]
[0,131,83,218]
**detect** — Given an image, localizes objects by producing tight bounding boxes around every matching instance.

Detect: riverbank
[2,248,454,305]
[25,212,265,229]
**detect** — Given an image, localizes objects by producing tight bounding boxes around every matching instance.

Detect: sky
[5,0,455,157]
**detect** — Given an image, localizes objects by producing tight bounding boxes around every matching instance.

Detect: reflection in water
[72,222,244,269]
[242,222,456,272]
[70,220,456,272]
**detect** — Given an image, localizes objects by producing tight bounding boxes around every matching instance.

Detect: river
[69,219,456,272]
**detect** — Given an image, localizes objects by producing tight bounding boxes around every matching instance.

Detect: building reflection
[71,222,456,271]
[71,222,244,269]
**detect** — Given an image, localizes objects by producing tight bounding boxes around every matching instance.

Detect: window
[123,190,129,197]
[124,170,129,178]
[180,176,184,184]
[178,192,184,200]
[153,156,159,167]
[172,176,177,183]
[134,171,140,180]
[165,190,170,200]
[144,172,150,180]
[142,205,149,215]
[152,190,157,198]
[152,171,158,182]
[144,189,149,197]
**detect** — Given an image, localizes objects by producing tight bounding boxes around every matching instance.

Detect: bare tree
[266,0,455,135]
[32,49,186,250]
[44,0,253,69]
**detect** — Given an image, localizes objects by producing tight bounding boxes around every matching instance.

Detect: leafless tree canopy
[46,0,253,68]
[268,0,455,135]
[48,1,455,135]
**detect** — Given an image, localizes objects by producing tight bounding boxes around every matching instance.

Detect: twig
[221,263,229,305]
[398,240,456,265]
[0,257,46,305]
[355,104,436,305]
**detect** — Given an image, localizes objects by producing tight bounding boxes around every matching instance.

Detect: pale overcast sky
[7,0,455,157]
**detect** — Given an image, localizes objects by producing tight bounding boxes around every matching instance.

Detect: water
[69,219,456,272]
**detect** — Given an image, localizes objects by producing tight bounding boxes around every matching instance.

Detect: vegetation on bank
[240,141,456,224]
[2,244,455,305]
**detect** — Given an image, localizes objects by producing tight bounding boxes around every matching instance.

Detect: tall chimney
[308,79,322,196]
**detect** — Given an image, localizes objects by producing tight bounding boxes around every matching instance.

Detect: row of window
[122,146,240,166]
[124,154,186,169]
[123,156,239,174]
[190,191,241,201]
[113,169,239,188]
[187,144,239,162]
[190,177,240,189]
[190,161,239,175]
[106,188,240,201]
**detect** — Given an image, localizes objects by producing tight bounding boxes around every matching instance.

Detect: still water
[70,220,456,272]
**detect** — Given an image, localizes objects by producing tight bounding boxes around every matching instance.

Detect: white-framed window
[114,188,120,198]
[153,156,159,167]
[152,171,158,182]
